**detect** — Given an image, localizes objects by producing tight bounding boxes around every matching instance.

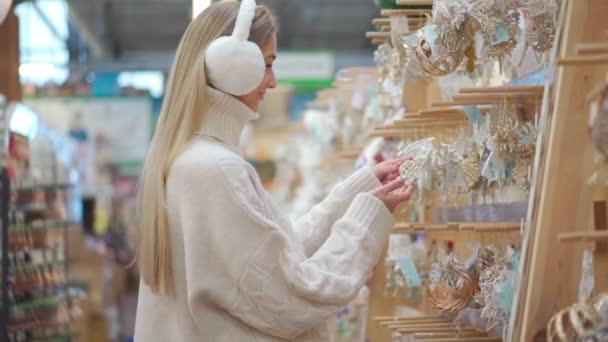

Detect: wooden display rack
[364,83,537,341]
[329,2,608,340]
[368,1,432,45]
[361,4,545,337]
[509,0,608,340]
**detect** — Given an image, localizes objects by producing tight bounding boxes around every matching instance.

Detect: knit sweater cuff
[344,193,394,244]
[332,165,382,199]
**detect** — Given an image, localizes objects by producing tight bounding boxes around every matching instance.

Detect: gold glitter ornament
[416,36,465,77]
[374,43,402,85]
[460,153,482,191]
[521,0,560,54]
[473,246,510,330]
[476,246,501,274]
[512,159,531,191]
[384,262,408,297]
[513,122,538,191]
[420,0,481,76]
[468,0,521,64]
[477,265,508,330]
[436,20,475,58]
[468,0,502,38]
[399,158,424,185]
[487,11,521,61]
[487,102,521,159]
[428,255,477,312]
[547,294,607,342]
[394,33,428,82]
[496,117,520,156]
[526,12,556,54]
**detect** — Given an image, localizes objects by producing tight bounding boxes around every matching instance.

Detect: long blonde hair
[136,1,277,296]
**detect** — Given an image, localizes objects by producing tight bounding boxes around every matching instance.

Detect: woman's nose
[267,71,278,89]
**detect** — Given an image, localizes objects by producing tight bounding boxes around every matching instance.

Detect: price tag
[399,257,422,287]
[492,24,510,45]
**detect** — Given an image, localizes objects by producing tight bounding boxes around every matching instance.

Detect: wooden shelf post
[593,201,608,292]
[509,0,608,340]
[0,10,21,101]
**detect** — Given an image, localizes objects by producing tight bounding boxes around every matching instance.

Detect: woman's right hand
[370,177,415,213]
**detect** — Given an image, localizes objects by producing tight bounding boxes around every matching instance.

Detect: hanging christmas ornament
[394,32,428,82]
[495,115,520,158]
[588,83,608,158]
[513,121,538,191]
[375,43,403,86]
[428,254,477,312]
[486,101,521,163]
[473,246,510,331]
[521,0,560,54]
[468,0,521,64]
[526,13,556,54]
[416,25,465,77]
[399,158,424,185]
[487,10,520,62]
[459,153,482,191]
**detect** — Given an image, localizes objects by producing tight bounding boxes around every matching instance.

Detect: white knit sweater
[134,87,395,342]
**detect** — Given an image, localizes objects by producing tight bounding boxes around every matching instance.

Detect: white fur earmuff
[0,0,13,25]
[205,0,265,96]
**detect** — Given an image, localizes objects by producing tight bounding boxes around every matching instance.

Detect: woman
[134,1,415,341]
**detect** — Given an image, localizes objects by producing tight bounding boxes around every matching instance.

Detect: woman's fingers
[401,184,416,198]
[373,162,398,181]
[372,178,415,213]
[378,163,398,174]
[389,184,416,201]
[381,170,400,184]
[378,156,412,184]
[381,177,406,193]
[393,156,412,163]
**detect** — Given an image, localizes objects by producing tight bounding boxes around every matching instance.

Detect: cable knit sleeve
[171,156,394,340]
[292,165,383,257]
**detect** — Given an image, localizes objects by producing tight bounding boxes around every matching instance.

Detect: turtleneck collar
[198,86,259,149]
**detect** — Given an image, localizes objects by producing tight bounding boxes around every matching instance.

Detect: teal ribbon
[463,106,485,126]
[492,24,510,45]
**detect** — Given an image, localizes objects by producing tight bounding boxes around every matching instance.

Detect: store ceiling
[66,0,379,69]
